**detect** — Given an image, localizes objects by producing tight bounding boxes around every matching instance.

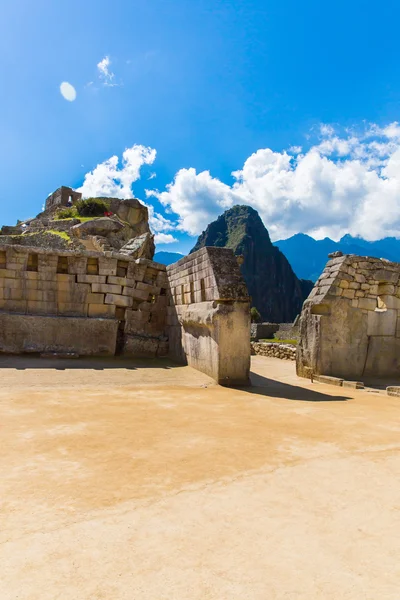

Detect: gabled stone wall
[166,247,251,386]
[297,254,400,380]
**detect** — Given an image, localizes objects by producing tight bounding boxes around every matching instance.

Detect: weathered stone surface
[0,313,117,355]
[167,248,251,385]
[71,218,124,238]
[313,375,344,386]
[118,232,155,260]
[297,254,400,381]
[343,381,365,389]
[387,386,400,397]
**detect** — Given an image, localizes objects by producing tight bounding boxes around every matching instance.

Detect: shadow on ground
[245,371,351,402]
[0,354,178,371]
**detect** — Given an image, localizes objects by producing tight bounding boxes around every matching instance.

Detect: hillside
[191,205,313,322]
[154,251,184,265]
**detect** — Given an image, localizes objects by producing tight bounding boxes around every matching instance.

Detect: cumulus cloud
[78,145,156,199]
[77,144,174,234]
[154,233,179,244]
[147,122,400,241]
[97,56,119,87]
[60,82,76,101]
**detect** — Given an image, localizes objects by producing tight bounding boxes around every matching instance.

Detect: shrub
[250,306,261,323]
[57,207,77,219]
[76,198,110,217]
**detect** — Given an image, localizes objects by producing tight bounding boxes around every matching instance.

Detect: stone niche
[297,254,400,380]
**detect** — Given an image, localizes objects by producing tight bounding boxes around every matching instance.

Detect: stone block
[367,309,397,337]
[358,297,377,311]
[58,303,88,317]
[27,300,57,315]
[4,278,22,289]
[123,335,159,357]
[104,293,133,307]
[313,375,344,386]
[68,257,87,275]
[107,275,129,286]
[339,280,350,289]
[2,298,26,314]
[125,287,149,301]
[98,257,118,276]
[0,312,118,355]
[0,268,15,278]
[56,274,76,282]
[87,293,105,304]
[342,289,355,299]
[77,274,107,284]
[349,282,361,290]
[4,287,23,300]
[387,386,400,397]
[91,283,122,295]
[374,269,399,284]
[88,303,116,318]
[343,381,364,389]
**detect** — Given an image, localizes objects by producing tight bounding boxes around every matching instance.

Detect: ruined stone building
[297,253,400,380]
[0,187,251,385]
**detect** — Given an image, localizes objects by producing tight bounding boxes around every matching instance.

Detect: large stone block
[0,313,117,355]
[367,309,397,337]
[88,304,116,318]
[91,283,122,295]
[104,293,132,307]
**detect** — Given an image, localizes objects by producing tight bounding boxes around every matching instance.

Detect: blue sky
[1,0,400,254]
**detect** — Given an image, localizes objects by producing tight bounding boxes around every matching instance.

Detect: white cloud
[148,172,156,180]
[147,122,400,241]
[77,144,174,235]
[97,56,119,87]
[60,82,76,101]
[78,144,156,199]
[154,233,179,244]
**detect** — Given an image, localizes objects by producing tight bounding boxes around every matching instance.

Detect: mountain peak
[190,206,312,322]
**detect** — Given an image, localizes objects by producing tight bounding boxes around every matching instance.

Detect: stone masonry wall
[45,186,82,212]
[251,342,296,361]
[297,253,400,380]
[166,247,251,386]
[0,244,167,357]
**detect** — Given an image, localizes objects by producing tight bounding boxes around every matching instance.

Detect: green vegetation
[47,230,72,242]
[57,207,77,219]
[260,338,298,345]
[250,306,261,323]
[76,198,110,217]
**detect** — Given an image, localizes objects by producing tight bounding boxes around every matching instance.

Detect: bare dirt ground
[1,355,400,599]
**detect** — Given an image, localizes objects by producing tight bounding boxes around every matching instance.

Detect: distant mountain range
[154,251,184,265]
[155,233,400,284]
[274,234,400,281]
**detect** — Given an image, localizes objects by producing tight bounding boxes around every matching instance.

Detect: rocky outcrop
[191,205,313,322]
[119,232,155,259]
[71,217,124,238]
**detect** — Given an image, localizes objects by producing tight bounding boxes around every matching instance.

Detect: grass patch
[47,230,72,242]
[260,338,298,345]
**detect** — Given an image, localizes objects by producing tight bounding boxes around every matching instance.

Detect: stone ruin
[297,252,400,381]
[0,187,251,386]
[45,186,82,212]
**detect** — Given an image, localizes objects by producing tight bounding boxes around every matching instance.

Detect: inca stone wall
[297,253,400,380]
[0,243,251,384]
[166,247,251,386]
[0,245,167,357]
